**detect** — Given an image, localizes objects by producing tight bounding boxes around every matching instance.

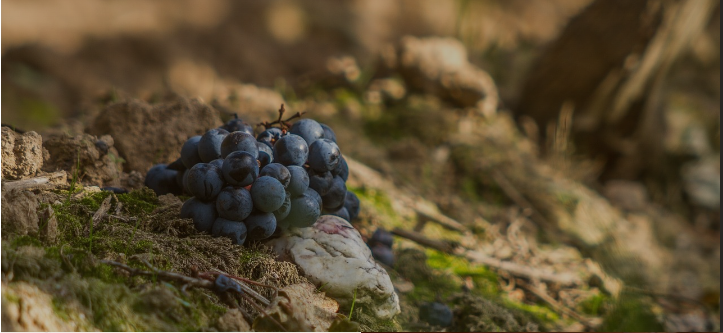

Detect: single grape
[322,176,347,210]
[370,243,395,267]
[167,157,186,171]
[419,302,453,327]
[308,139,341,173]
[308,170,333,196]
[290,119,324,145]
[304,187,322,208]
[286,165,309,197]
[221,131,259,159]
[181,135,203,168]
[369,228,394,248]
[257,128,284,146]
[222,151,259,186]
[259,163,291,188]
[209,158,224,169]
[212,217,248,245]
[285,193,321,228]
[320,123,337,143]
[257,142,273,168]
[221,115,254,136]
[184,163,224,201]
[198,128,229,162]
[344,191,360,221]
[181,197,217,233]
[326,206,350,222]
[332,155,349,181]
[273,191,291,222]
[273,134,308,166]
[145,164,182,195]
[216,186,254,221]
[244,211,277,241]
[250,176,286,213]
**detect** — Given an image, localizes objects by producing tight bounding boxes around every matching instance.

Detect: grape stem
[257,104,306,131]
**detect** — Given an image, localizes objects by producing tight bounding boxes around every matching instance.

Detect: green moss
[579,292,608,316]
[348,185,408,228]
[362,95,455,146]
[600,293,664,331]
[10,235,43,248]
[116,187,160,215]
[503,299,559,324]
[425,250,499,297]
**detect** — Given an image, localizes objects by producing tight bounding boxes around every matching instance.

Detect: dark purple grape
[221,131,259,159]
[308,139,341,173]
[145,164,182,195]
[369,228,394,248]
[273,134,308,166]
[332,155,349,181]
[322,176,347,210]
[304,187,322,208]
[212,217,247,245]
[101,186,128,194]
[344,191,360,221]
[257,142,273,168]
[419,302,453,327]
[181,197,217,233]
[213,275,243,294]
[257,128,284,146]
[259,163,290,188]
[286,165,309,197]
[216,186,253,221]
[198,128,229,162]
[290,119,324,145]
[273,192,291,223]
[286,193,321,228]
[221,115,254,135]
[222,151,259,186]
[209,158,224,169]
[320,123,337,143]
[167,157,186,171]
[184,163,224,201]
[327,206,350,221]
[244,211,277,241]
[250,176,286,213]
[370,243,395,266]
[308,170,333,196]
[181,135,203,168]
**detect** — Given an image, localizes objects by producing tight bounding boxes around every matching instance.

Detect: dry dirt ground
[1,1,719,332]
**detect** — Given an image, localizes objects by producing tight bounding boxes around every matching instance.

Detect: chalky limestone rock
[267,215,400,320]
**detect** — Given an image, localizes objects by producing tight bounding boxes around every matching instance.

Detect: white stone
[266,215,400,320]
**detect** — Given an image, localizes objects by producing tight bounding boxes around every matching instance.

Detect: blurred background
[1,0,720,331]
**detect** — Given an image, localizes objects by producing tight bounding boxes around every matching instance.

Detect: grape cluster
[145,108,360,245]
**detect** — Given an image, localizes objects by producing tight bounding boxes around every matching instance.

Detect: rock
[253,283,339,332]
[682,155,720,210]
[395,36,499,116]
[2,282,85,331]
[42,132,123,187]
[267,215,400,320]
[1,190,39,238]
[217,309,251,332]
[38,205,58,244]
[603,180,649,212]
[2,127,45,180]
[88,98,222,172]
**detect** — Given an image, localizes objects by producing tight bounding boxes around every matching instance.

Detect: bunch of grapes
[145,106,360,245]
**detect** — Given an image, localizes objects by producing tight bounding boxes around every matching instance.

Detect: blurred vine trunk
[515,0,718,181]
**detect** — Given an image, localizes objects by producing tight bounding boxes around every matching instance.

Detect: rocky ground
[1,1,719,331]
